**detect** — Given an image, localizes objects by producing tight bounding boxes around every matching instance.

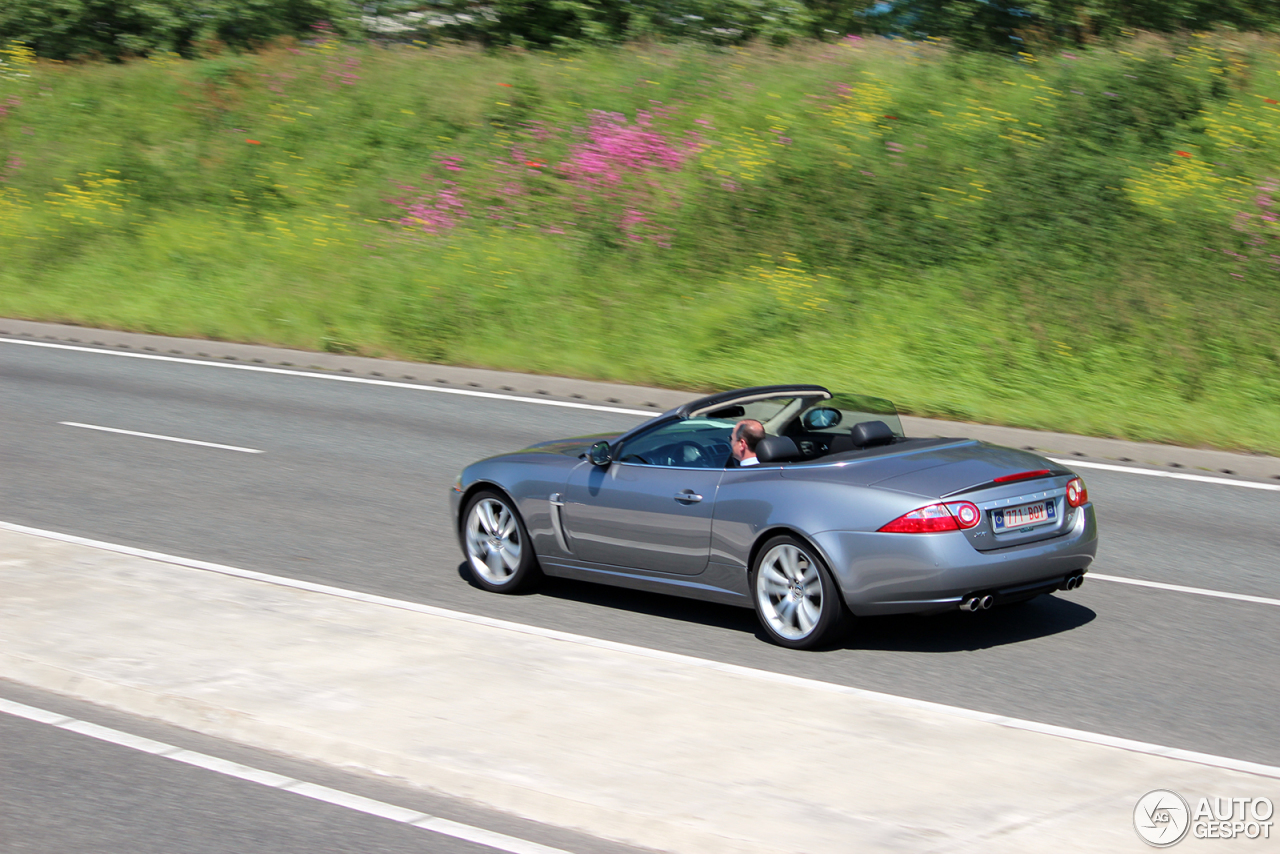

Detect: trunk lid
[865,442,1063,498]
[780,439,1078,551]
[863,442,1076,551]
[779,439,1059,496]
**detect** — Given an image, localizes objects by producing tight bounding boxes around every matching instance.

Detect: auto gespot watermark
[1134,790,1274,846]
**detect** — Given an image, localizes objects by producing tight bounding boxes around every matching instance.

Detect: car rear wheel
[751,535,847,649]
[463,490,541,593]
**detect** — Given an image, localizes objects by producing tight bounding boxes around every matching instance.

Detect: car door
[561,420,730,575]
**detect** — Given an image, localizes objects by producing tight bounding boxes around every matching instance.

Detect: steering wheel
[671,441,708,467]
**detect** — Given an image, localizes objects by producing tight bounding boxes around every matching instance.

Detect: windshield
[825,393,903,437]
[675,389,905,463]
[695,392,903,439]
[772,393,903,439]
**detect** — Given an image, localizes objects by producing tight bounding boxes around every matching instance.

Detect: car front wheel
[751,535,847,649]
[463,490,541,593]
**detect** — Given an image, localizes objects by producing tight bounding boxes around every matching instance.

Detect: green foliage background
[0,33,1278,452]
[4,1,1280,59]
[0,0,359,60]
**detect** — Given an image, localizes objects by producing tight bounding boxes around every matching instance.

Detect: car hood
[781,440,1063,498]
[521,433,621,457]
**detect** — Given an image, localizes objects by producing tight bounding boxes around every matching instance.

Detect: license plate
[992,500,1056,532]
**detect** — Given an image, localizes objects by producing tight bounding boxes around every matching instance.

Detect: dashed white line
[0,697,574,854]
[6,337,1277,490]
[1049,458,1280,492]
[60,422,264,454]
[3,519,1279,782]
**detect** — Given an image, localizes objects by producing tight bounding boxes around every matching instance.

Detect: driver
[729,419,764,467]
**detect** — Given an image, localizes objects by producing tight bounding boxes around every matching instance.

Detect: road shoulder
[2,525,1276,853]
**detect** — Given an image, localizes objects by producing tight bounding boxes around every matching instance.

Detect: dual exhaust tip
[961,574,1084,612]
[1061,573,1085,591]
[960,594,995,612]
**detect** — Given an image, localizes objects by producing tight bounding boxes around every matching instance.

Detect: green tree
[876,0,1280,48]
[0,0,357,60]
[362,0,814,47]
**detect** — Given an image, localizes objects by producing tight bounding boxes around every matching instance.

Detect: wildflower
[1176,151,1191,157]
[247,139,262,145]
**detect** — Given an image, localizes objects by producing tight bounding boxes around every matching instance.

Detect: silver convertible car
[451,385,1098,649]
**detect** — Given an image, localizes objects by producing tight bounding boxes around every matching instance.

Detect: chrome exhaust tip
[960,596,979,612]
[979,594,995,610]
[1061,573,1083,591]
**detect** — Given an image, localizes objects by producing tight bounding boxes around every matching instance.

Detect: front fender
[451,455,578,559]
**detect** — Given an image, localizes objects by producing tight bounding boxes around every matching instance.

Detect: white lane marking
[0,697,574,854]
[1049,457,1280,492]
[1090,573,1280,608]
[3,520,1279,781]
[8,338,1278,490]
[1,338,653,417]
[60,422,265,454]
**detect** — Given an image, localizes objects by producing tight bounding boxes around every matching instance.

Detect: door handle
[674,491,703,503]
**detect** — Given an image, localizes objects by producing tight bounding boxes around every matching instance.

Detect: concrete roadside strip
[3,524,1277,853]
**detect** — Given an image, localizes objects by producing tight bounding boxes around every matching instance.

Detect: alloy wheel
[755,542,824,641]
[465,496,523,586]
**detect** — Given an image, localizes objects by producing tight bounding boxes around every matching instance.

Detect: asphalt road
[0,681,645,854]
[3,338,1278,771]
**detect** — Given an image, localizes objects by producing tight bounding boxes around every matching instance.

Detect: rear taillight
[949,501,981,528]
[1066,477,1088,508]
[879,501,981,533]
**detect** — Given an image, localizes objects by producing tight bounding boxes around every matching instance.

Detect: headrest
[851,420,895,449]
[755,435,803,464]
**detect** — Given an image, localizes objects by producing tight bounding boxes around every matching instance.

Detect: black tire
[461,489,541,593]
[750,534,849,649]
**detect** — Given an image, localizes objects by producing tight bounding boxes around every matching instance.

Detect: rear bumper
[814,504,1098,616]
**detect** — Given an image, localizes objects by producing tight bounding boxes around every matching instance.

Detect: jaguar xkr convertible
[451,385,1098,648]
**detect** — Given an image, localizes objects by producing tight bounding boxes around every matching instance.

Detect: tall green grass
[1,35,1277,452]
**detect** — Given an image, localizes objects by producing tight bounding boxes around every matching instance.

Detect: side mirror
[587,440,613,467]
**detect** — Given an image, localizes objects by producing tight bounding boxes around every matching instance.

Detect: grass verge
[0,35,1277,453]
